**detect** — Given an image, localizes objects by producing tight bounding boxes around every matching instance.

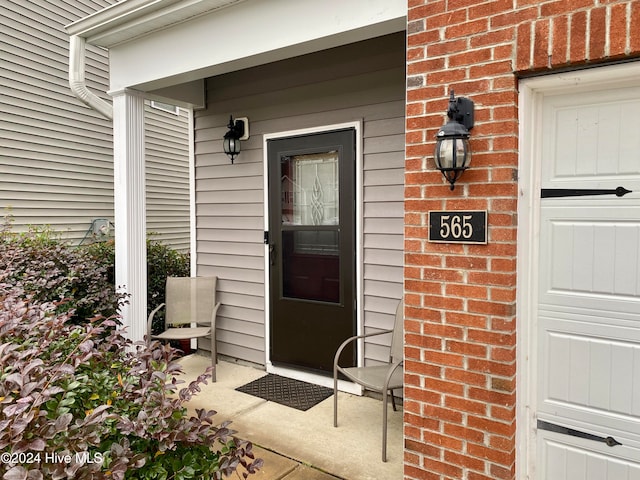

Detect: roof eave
[65,0,244,47]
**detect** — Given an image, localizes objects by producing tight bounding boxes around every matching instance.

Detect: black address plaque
[429,211,487,244]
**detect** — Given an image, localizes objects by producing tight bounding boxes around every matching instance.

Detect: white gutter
[68,35,113,120]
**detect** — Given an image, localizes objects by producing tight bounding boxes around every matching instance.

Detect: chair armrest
[147,303,166,341]
[383,360,404,390]
[334,329,393,369]
[211,302,221,327]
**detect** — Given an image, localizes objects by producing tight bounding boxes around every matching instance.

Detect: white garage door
[535,78,640,478]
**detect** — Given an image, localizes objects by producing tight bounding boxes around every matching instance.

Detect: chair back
[165,276,217,327]
[390,301,403,363]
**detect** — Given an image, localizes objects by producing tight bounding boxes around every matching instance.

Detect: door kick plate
[537,420,622,447]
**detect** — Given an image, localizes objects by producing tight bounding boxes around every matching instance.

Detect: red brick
[609,2,628,57]
[589,7,606,60]
[421,458,463,479]
[491,346,516,362]
[491,376,515,392]
[443,400,487,423]
[490,287,517,303]
[444,449,487,471]
[551,14,569,65]
[540,0,593,17]
[446,340,488,358]
[468,358,516,378]
[446,19,491,39]
[449,48,493,68]
[422,404,465,425]
[445,311,488,328]
[405,359,442,378]
[490,462,516,480]
[632,1,640,53]
[532,19,550,69]
[405,439,441,458]
[569,10,587,63]
[408,57,447,74]
[445,367,488,387]
[423,322,465,340]
[468,328,515,347]
[468,386,516,406]
[469,0,514,21]
[467,439,515,464]
[445,283,489,300]
[491,404,516,422]
[470,26,516,48]
[516,22,532,70]
[405,465,440,480]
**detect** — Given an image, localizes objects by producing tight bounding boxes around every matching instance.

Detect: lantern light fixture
[434,91,474,190]
[223,115,249,163]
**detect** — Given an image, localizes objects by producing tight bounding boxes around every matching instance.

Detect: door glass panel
[281,151,339,226]
[281,230,340,303]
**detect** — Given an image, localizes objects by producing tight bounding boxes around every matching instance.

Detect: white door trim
[517,61,640,480]
[262,121,363,394]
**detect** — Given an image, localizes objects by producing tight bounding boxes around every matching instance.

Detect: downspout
[69,35,113,120]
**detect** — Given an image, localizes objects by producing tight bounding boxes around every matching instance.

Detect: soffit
[66,0,245,47]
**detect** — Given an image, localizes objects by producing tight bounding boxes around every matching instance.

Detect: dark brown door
[267,128,356,375]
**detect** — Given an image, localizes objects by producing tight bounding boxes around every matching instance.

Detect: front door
[532,75,640,478]
[267,128,356,375]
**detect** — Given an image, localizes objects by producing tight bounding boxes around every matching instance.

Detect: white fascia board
[104,0,406,91]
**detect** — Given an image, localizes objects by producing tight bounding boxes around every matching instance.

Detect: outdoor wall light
[223,115,249,163]
[434,91,474,190]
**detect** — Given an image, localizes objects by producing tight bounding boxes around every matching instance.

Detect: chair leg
[333,369,339,428]
[382,388,389,462]
[390,389,397,412]
[210,333,217,382]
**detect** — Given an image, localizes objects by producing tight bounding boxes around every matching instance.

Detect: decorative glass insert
[281,151,339,226]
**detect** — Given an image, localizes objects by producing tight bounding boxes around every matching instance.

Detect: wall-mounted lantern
[223,115,249,163]
[434,91,474,190]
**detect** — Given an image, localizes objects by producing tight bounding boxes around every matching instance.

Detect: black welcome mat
[236,374,333,411]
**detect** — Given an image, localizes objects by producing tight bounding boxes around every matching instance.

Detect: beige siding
[1,0,115,241]
[1,0,190,250]
[195,33,405,366]
[145,105,191,251]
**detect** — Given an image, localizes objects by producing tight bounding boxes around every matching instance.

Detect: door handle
[269,244,277,266]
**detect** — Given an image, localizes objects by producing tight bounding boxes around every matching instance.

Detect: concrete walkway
[177,354,403,480]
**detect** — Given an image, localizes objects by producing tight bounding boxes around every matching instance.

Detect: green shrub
[0,285,261,479]
[0,220,125,322]
[145,237,190,335]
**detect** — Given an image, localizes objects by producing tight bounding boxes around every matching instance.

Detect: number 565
[440,214,473,239]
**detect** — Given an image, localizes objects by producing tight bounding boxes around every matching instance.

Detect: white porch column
[111,89,147,343]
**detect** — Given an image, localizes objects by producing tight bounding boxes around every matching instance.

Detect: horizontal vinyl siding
[1,0,191,251]
[195,33,405,367]
[1,0,115,243]
[145,104,191,251]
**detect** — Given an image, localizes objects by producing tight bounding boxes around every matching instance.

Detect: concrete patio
[177,354,404,480]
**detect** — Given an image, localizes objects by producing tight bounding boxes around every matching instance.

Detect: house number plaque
[428,211,487,244]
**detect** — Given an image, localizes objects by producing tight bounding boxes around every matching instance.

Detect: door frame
[263,121,363,394]
[516,61,640,479]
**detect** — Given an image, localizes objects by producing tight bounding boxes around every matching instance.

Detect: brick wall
[403,1,640,479]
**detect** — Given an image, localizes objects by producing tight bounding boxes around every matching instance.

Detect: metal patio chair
[147,276,221,381]
[333,301,404,462]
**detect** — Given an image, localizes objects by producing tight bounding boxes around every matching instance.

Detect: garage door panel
[538,435,640,480]
[540,206,640,314]
[540,324,640,431]
[543,87,640,184]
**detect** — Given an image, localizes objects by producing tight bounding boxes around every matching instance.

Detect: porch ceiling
[66,0,407,93]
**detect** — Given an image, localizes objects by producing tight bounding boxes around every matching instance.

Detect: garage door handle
[541,186,632,198]
[537,420,622,447]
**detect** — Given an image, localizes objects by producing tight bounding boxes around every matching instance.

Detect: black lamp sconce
[434,91,474,190]
[223,115,249,163]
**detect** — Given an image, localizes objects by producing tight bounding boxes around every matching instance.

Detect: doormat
[236,374,333,411]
